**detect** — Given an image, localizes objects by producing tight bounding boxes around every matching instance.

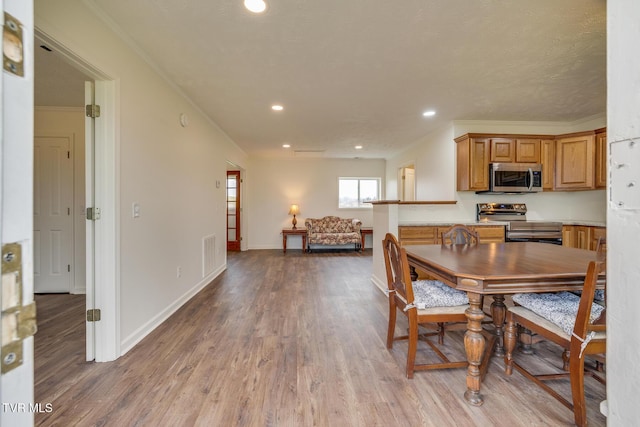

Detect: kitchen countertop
[399,221,510,227]
[554,219,606,227]
[399,220,606,228]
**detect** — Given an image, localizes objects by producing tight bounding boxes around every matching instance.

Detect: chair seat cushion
[512,291,605,336]
[412,280,469,309]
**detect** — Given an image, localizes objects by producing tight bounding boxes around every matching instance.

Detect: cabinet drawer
[399,226,438,245]
[474,226,505,243]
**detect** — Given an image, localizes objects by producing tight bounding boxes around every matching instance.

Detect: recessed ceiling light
[271,104,284,111]
[355,145,363,150]
[282,144,290,148]
[244,0,267,13]
[422,110,436,117]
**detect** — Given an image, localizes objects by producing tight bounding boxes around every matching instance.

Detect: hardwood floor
[34,249,606,426]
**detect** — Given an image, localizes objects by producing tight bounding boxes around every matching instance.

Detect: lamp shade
[288,204,300,216]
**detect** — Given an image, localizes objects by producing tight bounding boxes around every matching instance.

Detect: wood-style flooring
[34,249,606,426]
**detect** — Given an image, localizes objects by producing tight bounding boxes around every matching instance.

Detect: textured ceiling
[36,0,606,159]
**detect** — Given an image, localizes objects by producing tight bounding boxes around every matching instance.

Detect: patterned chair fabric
[512,291,605,336]
[305,216,362,248]
[411,280,469,309]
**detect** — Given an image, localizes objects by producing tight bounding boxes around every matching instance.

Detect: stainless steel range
[477,203,563,245]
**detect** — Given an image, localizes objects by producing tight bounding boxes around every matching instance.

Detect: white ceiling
[35,0,606,159]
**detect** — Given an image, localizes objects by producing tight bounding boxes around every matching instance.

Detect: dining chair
[440,225,489,320]
[382,233,470,378]
[440,224,479,245]
[504,260,606,427]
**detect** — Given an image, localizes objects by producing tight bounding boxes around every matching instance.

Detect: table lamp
[288,204,300,229]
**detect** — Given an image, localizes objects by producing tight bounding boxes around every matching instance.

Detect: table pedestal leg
[490,294,506,356]
[464,291,485,406]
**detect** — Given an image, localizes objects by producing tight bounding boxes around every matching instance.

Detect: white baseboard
[119,263,226,355]
[371,273,387,293]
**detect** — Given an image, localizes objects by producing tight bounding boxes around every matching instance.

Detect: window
[338,177,380,208]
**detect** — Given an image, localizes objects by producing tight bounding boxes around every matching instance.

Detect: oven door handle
[527,168,534,192]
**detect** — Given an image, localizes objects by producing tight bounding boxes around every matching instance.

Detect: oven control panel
[477,203,527,221]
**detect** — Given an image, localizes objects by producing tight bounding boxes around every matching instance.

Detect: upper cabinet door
[541,139,555,190]
[515,139,541,163]
[456,136,490,191]
[555,133,596,190]
[489,138,515,162]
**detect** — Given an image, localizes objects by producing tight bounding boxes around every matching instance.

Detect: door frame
[35,28,120,362]
[226,170,241,251]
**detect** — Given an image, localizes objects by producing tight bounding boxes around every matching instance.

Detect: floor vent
[202,234,215,277]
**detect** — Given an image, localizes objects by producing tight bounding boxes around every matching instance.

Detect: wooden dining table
[404,242,602,407]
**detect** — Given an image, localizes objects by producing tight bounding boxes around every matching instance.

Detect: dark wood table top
[405,242,602,294]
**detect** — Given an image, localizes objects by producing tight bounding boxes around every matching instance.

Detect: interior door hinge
[85,104,101,118]
[86,207,101,221]
[2,242,38,374]
[86,309,101,322]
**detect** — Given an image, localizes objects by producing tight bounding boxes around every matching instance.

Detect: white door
[403,167,416,201]
[33,135,73,293]
[1,1,36,425]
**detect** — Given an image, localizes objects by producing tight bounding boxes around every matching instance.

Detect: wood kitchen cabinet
[563,225,590,249]
[562,225,605,250]
[489,138,541,163]
[473,225,506,243]
[555,131,596,190]
[398,226,439,245]
[590,226,606,250]
[399,225,505,246]
[595,128,607,189]
[455,135,490,191]
[541,139,555,190]
[455,130,604,193]
[490,138,515,162]
[515,139,541,163]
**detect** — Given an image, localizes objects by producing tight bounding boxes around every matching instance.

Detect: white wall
[246,157,385,250]
[35,0,248,355]
[607,1,640,424]
[385,123,457,200]
[34,107,86,293]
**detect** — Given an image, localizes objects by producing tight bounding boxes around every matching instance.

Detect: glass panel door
[226,171,241,251]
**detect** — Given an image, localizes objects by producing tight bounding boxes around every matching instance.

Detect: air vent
[202,234,215,277]
[294,150,325,158]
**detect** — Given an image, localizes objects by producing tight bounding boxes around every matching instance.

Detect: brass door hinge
[85,104,101,118]
[86,207,101,221]
[2,243,38,374]
[86,309,101,322]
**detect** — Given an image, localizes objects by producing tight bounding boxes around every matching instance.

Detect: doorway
[34,29,119,362]
[398,164,416,201]
[226,170,241,251]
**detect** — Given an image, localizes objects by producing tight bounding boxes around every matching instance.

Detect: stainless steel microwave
[489,163,543,193]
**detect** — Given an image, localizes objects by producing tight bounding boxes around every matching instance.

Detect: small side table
[360,228,373,252]
[282,228,307,253]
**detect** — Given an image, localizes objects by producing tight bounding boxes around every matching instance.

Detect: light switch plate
[132,202,141,218]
